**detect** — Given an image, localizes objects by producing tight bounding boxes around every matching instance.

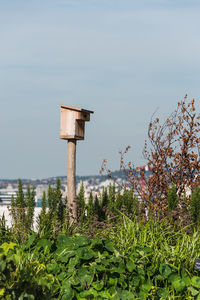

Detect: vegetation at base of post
[1,217,200,299]
[2,97,200,298]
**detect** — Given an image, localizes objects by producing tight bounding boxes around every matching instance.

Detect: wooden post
[67,139,77,225]
[60,105,94,224]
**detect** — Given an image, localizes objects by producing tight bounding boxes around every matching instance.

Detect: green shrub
[10,179,36,242]
[167,183,178,211]
[190,187,200,226]
[1,231,200,299]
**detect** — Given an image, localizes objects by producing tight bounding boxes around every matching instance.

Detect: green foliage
[6,178,200,298]
[108,183,115,209]
[87,191,94,219]
[167,183,178,211]
[190,187,200,225]
[39,179,66,237]
[77,181,86,222]
[101,187,108,209]
[10,179,36,242]
[93,195,101,220]
[0,214,11,243]
[115,187,122,210]
[38,191,49,234]
[132,195,139,216]
[25,185,36,230]
[1,228,200,299]
[104,213,200,276]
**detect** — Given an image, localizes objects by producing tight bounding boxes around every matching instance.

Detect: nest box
[60,104,94,140]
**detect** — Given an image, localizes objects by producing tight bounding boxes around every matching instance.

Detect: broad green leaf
[110,294,120,300]
[137,267,145,276]
[99,290,112,298]
[76,247,94,260]
[56,249,76,262]
[91,238,103,250]
[189,286,199,296]
[118,275,127,288]
[147,265,156,276]
[19,292,35,300]
[191,276,200,288]
[138,290,148,300]
[157,288,169,299]
[101,258,110,266]
[68,256,80,270]
[110,256,122,264]
[0,289,5,296]
[181,269,191,287]
[172,279,186,292]
[69,276,81,286]
[108,277,118,287]
[197,293,200,300]
[57,272,67,281]
[79,288,98,297]
[37,277,52,290]
[104,240,115,253]
[61,286,74,300]
[117,289,135,300]
[159,264,172,279]
[0,261,6,272]
[92,280,104,291]
[111,264,126,275]
[77,267,94,285]
[155,274,165,281]
[95,264,107,272]
[169,273,186,292]
[0,242,17,254]
[126,259,136,272]
[74,285,85,293]
[131,276,140,287]
[169,273,181,283]
[36,239,52,251]
[56,235,73,249]
[74,235,91,247]
[23,233,37,249]
[140,280,153,292]
[46,262,60,274]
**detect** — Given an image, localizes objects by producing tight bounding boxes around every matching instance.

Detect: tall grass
[103,213,200,275]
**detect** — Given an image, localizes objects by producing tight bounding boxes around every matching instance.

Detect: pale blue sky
[0,0,200,179]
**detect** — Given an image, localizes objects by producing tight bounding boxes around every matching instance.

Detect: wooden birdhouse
[60,104,94,140]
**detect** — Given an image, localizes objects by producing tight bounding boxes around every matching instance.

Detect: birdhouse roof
[60,104,94,114]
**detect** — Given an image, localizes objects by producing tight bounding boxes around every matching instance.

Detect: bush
[1,226,200,299]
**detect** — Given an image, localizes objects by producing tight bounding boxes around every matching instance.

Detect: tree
[144,98,200,203]
[167,183,178,211]
[108,183,115,209]
[115,187,122,210]
[11,179,26,238]
[94,195,101,220]
[10,179,36,241]
[38,191,49,233]
[87,191,94,219]
[25,185,36,231]
[101,187,108,208]
[101,98,200,220]
[54,178,64,224]
[77,181,86,221]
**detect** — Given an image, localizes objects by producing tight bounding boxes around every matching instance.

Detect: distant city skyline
[1,0,200,179]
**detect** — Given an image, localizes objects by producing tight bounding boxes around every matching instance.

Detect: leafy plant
[190,187,200,226]
[10,179,36,242]
[2,230,200,299]
[167,183,178,211]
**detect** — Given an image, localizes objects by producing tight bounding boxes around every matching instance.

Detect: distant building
[0,185,18,205]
